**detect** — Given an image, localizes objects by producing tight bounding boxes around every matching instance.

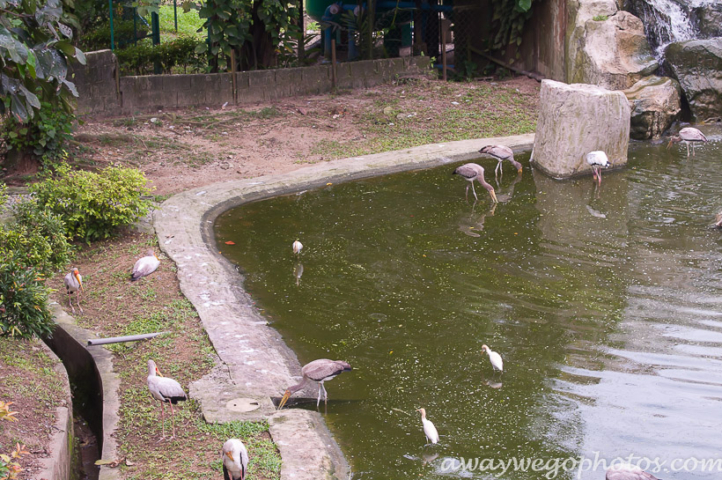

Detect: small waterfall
[632,0,713,60]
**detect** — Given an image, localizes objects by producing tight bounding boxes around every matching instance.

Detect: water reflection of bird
[277,359,352,409]
[293,263,304,286]
[667,127,708,157]
[131,249,160,282]
[452,164,498,203]
[479,145,523,181]
[146,360,187,440]
[417,408,439,445]
[459,202,496,237]
[585,151,610,186]
[222,438,248,480]
[605,464,660,480]
[481,345,504,374]
[484,379,503,389]
[63,267,84,314]
[421,452,439,465]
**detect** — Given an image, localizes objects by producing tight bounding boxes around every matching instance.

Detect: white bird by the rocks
[416,408,439,445]
[222,438,249,480]
[63,267,84,313]
[147,360,187,439]
[479,145,523,180]
[585,151,611,186]
[131,249,160,282]
[667,127,708,157]
[452,164,498,203]
[293,240,303,255]
[481,344,504,374]
[277,359,352,409]
[606,463,661,480]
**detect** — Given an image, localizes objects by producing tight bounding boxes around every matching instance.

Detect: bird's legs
[67,293,75,314]
[686,141,690,158]
[169,402,177,439]
[76,292,83,314]
[470,182,478,201]
[316,383,323,407]
[159,402,166,440]
[322,382,328,406]
[692,142,696,157]
[596,167,602,186]
[495,161,502,182]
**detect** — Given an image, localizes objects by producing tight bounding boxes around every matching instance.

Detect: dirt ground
[68,75,539,196]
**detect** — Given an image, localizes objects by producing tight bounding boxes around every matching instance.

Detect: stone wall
[73,54,430,117]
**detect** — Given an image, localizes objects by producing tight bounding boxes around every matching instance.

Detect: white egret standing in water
[481,344,504,374]
[416,408,439,445]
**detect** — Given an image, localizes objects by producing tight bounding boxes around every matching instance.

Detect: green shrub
[592,15,608,21]
[0,256,54,338]
[0,184,6,209]
[4,102,74,170]
[30,165,153,242]
[0,201,73,278]
[117,36,207,75]
[81,20,149,51]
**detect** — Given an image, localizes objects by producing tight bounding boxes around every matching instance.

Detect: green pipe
[108,0,115,50]
[174,0,178,32]
[133,9,137,45]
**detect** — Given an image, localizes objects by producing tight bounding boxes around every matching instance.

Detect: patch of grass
[593,14,608,21]
[158,5,205,40]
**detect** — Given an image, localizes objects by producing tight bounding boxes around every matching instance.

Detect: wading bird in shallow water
[452,164,498,203]
[293,239,303,256]
[130,249,160,282]
[417,408,439,445]
[63,267,84,313]
[585,151,610,186]
[222,438,249,480]
[278,359,352,409]
[713,211,722,229]
[146,360,186,440]
[667,127,708,157]
[481,344,504,374]
[606,464,661,480]
[479,145,523,180]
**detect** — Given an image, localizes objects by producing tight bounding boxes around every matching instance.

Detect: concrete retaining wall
[73,53,430,116]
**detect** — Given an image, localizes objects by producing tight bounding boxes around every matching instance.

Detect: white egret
[416,408,439,445]
[481,344,504,374]
[146,359,186,439]
[452,164,498,203]
[278,359,352,409]
[222,438,249,480]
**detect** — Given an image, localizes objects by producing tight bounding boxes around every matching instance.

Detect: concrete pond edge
[154,134,534,480]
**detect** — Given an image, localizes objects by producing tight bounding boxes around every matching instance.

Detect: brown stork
[452,164,498,203]
[277,359,352,409]
[479,145,522,180]
[667,127,708,157]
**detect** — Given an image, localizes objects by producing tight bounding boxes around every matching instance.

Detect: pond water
[214,133,722,480]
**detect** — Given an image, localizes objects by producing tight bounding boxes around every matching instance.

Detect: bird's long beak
[225,451,234,461]
[75,272,84,292]
[517,168,523,173]
[666,139,673,149]
[490,189,498,203]
[277,390,292,410]
[155,367,164,377]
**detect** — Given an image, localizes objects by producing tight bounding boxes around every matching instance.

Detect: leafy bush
[0,201,73,278]
[117,36,207,75]
[0,402,28,478]
[4,102,74,170]
[0,257,54,338]
[30,165,153,242]
[80,20,149,51]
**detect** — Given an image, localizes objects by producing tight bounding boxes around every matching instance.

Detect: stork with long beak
[222,438,249,480]
[131,249,160,282]
[63,267,84,313]
[277,359,352,410]
[452,164,498,203]
[479,145,522,180]
[146,360,186,440]
[667,127,708,157]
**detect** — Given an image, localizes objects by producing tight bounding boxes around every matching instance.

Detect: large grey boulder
[567,0,659,90]
[664,38,722,122]
[694,3,722,38]
[532,80,630,179]
[623,76,682,140]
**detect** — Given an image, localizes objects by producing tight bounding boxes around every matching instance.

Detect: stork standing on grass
[222,438,249,480]
[131,249,160,282]
[452,164,498,203]
[481,344,504,374]
[479,145,523,180]
[277,359,352,409]
[585,151,611,186]
[416,408,440,445]
[63,267,84,313]
[146,360,186,440]
[667,127,708,157]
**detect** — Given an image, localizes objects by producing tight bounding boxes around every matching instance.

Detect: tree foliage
[490,0,535,51]
[0,0,86,122]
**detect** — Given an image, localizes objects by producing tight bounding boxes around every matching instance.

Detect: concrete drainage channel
[155,134,535,479]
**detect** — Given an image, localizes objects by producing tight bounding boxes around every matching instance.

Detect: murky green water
[215,130,722,480]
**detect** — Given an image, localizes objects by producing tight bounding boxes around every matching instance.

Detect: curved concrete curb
[154,134,534,480]
[46,304,121,480]
[36,340,73,480]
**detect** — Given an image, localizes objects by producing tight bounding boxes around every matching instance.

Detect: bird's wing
[454,164,480,179]
[423,419,440,443]
[154,377,186,400]
[64,272,74,288]
[133,256,160,277]
[303,359,352,381]
[491,145,513,160]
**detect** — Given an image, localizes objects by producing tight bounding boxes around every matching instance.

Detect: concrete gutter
[154,133,535,480]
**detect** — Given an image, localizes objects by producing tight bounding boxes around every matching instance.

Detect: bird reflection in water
[421,452,439,466]
[458,171,522,237]
[293,262,304,286]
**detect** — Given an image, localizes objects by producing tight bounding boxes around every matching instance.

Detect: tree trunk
[240,0,278,70]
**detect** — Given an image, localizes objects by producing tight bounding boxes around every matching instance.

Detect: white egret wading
[416,408,439,445]
[293,239,303,255]
[481,344,504,374]
[146,359,186,439]
[667,127,708,157]
[222,438,249,480]
[452,164,498,203]
[277,359,352,409]
[63,267,84,313]
[131,249,160,282]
